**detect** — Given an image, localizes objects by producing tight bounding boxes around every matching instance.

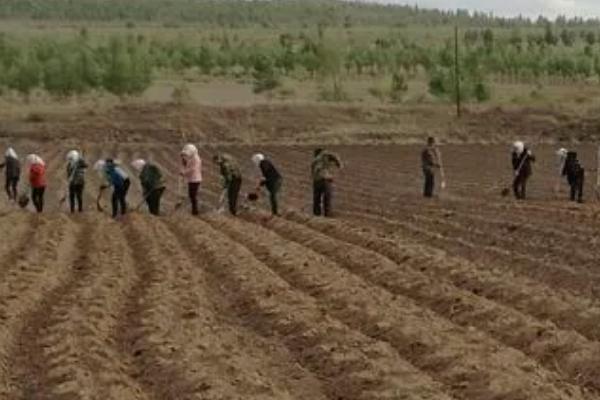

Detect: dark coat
[512,149,535,178]
[259,159,282,192]
[1,156,20,180]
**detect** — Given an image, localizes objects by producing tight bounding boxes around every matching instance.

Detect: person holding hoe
[26,154,47,213]
[94,159,130,218]
[0,148,20,202]
[556,148,584,203]
[131,159,166,216]
[213,153,242,216]
[65,150,87,213]
[252,153,282,216]
[511,141,535,200]
[311,148,342,217]
[180,144,202,215]
[421,137,445,198]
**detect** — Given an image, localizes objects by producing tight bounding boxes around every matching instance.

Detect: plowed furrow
[207,214,587,400]
[124,214,327,400]
[286,212,600,342]
[170,215,454,400]
[253,212,600,393]
[13,215,151,399]
[345,210,600,297]
[380,207,599,276]
[0,215,79,398]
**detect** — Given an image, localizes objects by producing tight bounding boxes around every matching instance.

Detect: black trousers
[569,170,585,203]
[513,174,528,200]
[146,187,165,216]
[31,187,45,213]
[69,183,84,213]
[227,177,242,215]
[313,178,333,217]
[112,179,130,218]
[423,168,434,198]
[267,179,282,216]
[5,177,18,201]
[188,182,200,215]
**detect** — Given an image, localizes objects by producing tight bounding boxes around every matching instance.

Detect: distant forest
[1,0,600,28]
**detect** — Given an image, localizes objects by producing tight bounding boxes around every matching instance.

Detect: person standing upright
[66,150,87,213]
[0,148,20,202]
[311,148,342,217]
[556,148,585,203]
[180,144,202,215]
[421,137,441,198]
[511,141,535,200]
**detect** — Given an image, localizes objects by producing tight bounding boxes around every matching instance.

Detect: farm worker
[213,153,242,216]
[26,154,46,213]
[421,137,441,198]
[511,141,536,200]
[252,153,282,216]
[0,148,20,202]
[180,143,202,215]
[131,159,166,216]
[94,159,130,218]
[66,150,87,213]
[557,148,585,203]
[311,148,342,217]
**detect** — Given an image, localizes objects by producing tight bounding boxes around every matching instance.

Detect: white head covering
[5,148,17,159]
[252,153,265,166]
[131,159,146,172]
[26,154,44,166]
[93,159,106,171]
[512,141,525,155]
[66,150,80,162]
[181,144,198,158]
[556,148,568,158]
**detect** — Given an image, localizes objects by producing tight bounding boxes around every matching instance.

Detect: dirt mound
[4,102,600,145]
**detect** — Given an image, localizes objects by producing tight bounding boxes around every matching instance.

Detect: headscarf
[5,148,17,159]
[26,154,45,166]
[93,159,106,171]
[131,159,146,172]
[512,141,525,155]
[252,153,265,166]
[556,148,568,159]
[181,144,198,158]
[66,150,80,162]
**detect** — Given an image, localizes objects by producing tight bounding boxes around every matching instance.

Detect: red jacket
[29,164,47,188]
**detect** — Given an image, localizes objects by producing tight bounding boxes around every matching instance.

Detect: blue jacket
[104,164,129,188]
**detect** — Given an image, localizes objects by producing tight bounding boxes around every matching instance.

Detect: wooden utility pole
[454,25,461,118]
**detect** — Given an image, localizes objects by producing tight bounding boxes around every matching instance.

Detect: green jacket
[216,153,242,188]
[140,163,165,194]
[311,151,342,181]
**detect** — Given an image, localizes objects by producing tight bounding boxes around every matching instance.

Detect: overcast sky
[364,0,600,19]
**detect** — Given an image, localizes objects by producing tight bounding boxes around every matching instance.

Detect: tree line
[3,0,600,29]
[3,23,600,101]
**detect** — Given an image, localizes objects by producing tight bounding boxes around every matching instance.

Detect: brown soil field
[2,106,600,399]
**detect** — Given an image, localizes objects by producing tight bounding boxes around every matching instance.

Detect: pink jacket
[181,154,202,183]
